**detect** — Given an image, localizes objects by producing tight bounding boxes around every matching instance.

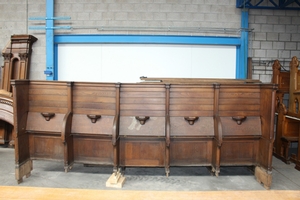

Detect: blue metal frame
[54,35,241,45]
[54,44,58,80]
[44,0,248,81]
[32,0,70,80]
[54,35,245,79]
[236,0,300,9]
[45,0,54,80]
[238,10,249,79]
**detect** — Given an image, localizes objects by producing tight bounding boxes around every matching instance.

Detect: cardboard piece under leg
[106,172,126,188]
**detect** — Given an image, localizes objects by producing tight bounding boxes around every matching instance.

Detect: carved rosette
[19,53,29,60]
[2,53,12,61]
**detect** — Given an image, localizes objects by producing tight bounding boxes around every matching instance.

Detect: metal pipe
[65,26,252,34]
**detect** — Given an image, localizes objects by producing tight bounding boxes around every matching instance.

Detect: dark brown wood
[286,57,300,170]
[11,79,277,189]
[247,57,252,79]
[272,57,300,166]
[0,35,37,145]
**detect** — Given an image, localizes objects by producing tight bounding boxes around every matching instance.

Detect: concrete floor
[1,146,300,191]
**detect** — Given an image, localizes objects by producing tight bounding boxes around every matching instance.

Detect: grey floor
[1,146,300,191]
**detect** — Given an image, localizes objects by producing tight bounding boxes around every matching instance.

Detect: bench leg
[211,166,220,177]
[254,166,272,190]
[165,167,170,177]
[15,159,32,184]
[295,160,300,171]
[64,163,73,173]
[281,139,291,164]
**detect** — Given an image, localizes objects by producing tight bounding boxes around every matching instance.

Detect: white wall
[57,44,236,83]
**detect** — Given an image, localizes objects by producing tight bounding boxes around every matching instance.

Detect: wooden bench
[272,59,293,163]
[11,79,277,189]
[286,57,300,170]
[71,82,120,173]
[272,57,300,166]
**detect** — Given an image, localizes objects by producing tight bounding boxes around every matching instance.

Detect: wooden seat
[281,136,298,164]
[286,57,300,170]
[272,56,300,170]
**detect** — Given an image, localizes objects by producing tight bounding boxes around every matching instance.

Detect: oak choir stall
[0,34,280,189]
[11,78,277,189]
[272,56,300,171]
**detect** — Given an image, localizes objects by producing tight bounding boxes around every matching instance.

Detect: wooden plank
[170,92,214,98]
[73,90,116,97]
[169,105,214,111]
[120,87,165,92]
[220,92,260,99]
[170,98,213,105]
[29,94,68,101]
[73,108,116,116]
[218,110,261,116]
[120,110,165,116]
[29,101,68,108]
[219,98,260,105]
[170,110,213,117]
[72,102,116,110]
[120,104,165,111]
[28,106,68,113]
[1,187,299,200]
[120,91,165,98]
[73,96,116,103]
[29,88,68,95]
[219,104,260,111]
[121,98,165,104]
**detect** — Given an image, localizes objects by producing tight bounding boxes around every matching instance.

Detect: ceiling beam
[236,0,300,9]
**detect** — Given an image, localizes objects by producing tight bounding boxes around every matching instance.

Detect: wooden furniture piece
[285,57,300,170]
[11,79,277,189]
[71,82,120,173]
[272,57,300,167]
[0,35,37,145]
[272,59,294,163]
[119,83,167,174]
